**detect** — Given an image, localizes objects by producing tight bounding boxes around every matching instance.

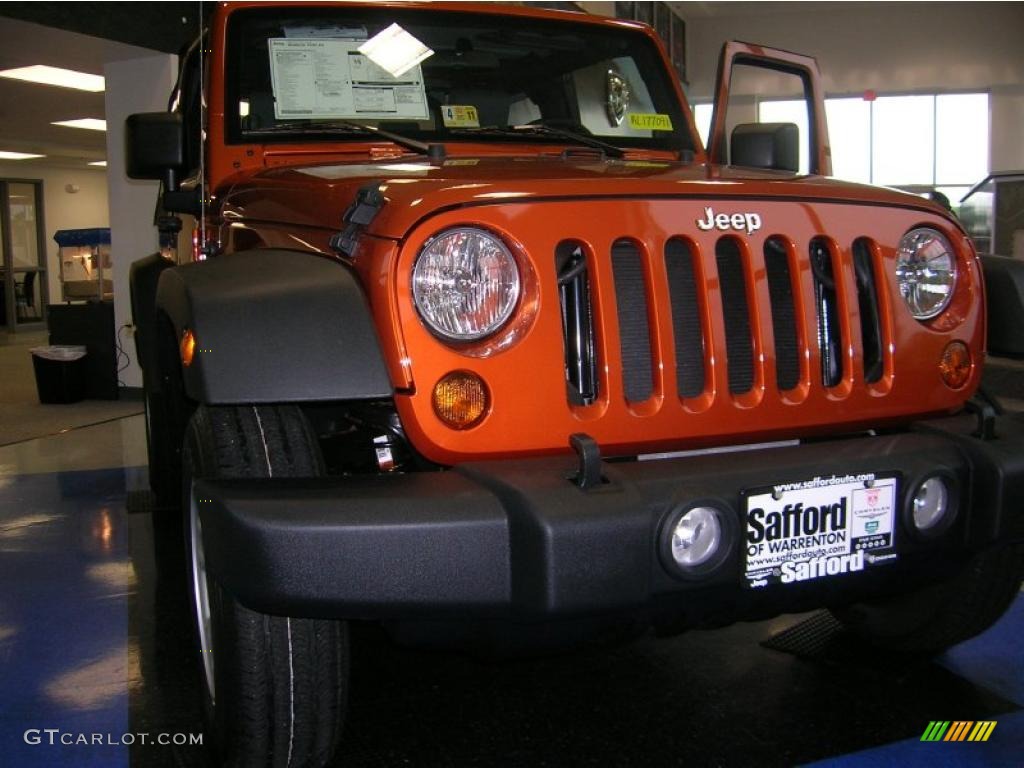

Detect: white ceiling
[0,16,157,168]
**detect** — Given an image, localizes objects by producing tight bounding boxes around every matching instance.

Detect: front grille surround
[393,199,976,464]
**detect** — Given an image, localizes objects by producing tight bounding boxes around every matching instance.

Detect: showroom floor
[0,413,1021,767]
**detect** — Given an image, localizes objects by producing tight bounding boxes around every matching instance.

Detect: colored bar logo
[921,721,997,742]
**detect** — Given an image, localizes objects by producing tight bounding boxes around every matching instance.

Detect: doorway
[1,179,48,330]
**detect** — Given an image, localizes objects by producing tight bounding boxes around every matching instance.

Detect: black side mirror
[730,122,799,172]
[125,112,199,214]
[125,112,184,180]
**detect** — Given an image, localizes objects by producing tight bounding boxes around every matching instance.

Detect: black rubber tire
[183,404,348,768]
[833,543,1024,654]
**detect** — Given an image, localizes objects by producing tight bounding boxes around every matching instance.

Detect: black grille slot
[611,239,654,402]
[716,239,755,395]
[764,238,800,391]
[810,238,843,387]
[853,238,884,383]
[556,241,598,405]
[665,238,705,398]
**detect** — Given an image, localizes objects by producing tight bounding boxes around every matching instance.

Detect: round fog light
[670,506,722,569]
[912,476,949,531]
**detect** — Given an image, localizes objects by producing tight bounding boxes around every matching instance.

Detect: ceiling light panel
[0,151,45,160]
[52,119,107,132]
[0,65,105,92]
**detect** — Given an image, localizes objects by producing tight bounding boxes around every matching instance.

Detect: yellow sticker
[440,105,480,128]
[629,113,674,131]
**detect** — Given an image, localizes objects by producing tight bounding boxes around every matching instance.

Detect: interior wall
[105,53,178,389]
[0,163,109,311]
[683,2,1024,172]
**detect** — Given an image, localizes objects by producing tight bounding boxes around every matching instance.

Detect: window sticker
[628,113,674,131]
[268,38,429,121]
[440,105,480,129]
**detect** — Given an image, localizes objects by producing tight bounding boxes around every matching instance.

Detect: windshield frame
[222,4,697,156]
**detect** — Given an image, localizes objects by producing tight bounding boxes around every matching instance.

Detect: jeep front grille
[557,231,889,408]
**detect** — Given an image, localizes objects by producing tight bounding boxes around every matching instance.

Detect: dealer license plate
[743,473,898,588]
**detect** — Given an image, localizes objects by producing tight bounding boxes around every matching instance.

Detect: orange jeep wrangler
[126,3,1024,766]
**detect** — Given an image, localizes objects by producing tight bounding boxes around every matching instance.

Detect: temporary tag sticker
[629,113,673,131]
[443,159,480,167]
[441,105,480,128]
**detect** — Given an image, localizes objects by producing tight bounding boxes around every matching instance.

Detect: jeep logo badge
[696,207,762,236]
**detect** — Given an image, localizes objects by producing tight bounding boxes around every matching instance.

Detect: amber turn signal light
[180,329,196,367]
[939,341,971,389]
[432,371,489,429]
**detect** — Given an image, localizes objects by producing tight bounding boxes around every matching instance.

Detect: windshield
[225,6,694,155]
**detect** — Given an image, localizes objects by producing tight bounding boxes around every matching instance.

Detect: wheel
[184,404,348,768]
[833,543,1024,654]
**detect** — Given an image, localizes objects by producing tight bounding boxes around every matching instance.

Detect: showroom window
[692,92,989,203]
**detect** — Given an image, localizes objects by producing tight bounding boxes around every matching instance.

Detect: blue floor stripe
[0,469,131,767]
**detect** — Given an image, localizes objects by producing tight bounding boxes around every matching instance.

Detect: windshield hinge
[330,182,385,258]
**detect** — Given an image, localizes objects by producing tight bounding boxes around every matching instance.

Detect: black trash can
[30,346,88,404]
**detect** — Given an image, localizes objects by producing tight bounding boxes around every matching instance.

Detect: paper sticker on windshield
[440,105,480,128]
[628,113,673,131]
[268,38,429,121]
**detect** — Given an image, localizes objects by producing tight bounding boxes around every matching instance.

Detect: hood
[219,155,954,240]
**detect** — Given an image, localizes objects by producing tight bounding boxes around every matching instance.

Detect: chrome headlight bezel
[412,227,522,343]
[895,227,958,321]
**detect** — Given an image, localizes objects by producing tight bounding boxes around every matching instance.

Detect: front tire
[184,405,348,768]
[833,543,1024,654]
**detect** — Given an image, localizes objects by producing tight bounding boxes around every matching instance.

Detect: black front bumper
[194,413,1024,624]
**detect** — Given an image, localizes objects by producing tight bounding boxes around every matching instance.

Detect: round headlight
[895,228,957,320]
[412,228,521,342]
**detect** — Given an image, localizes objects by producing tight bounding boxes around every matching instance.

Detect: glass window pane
[936,93,988,186]
[724,64,808,172]
[872,95,935,186]
[8,183,39,269]
[693,102,712,148]
[759,99,809,174]
[825,97,871,184]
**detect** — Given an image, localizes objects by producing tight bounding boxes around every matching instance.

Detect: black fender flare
[981,254,1024,359]
[154,249,392,404]
[129,253,176,382]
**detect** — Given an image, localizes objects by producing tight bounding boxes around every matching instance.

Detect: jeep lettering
[695,206,763,235]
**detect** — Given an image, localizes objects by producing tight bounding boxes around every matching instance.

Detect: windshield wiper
[448,124,625,159]
[244,120,446,160]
